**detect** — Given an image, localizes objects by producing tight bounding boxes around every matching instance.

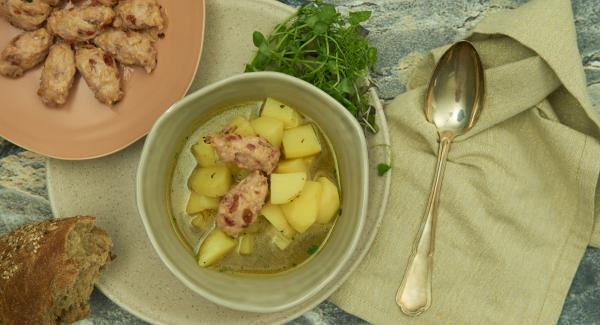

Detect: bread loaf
[0,216,112,325]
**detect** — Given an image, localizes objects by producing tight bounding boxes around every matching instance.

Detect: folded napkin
[330,0,600,323]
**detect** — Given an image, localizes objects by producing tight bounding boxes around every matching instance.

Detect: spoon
[396,41,485,316]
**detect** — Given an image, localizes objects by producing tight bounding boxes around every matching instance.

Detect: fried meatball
[94,29,157,73]
[0,0,51,31]
[216,171,269,237]
[47,6,115,42]
[38,43,76,106]
[113,0,164,31]
[207,133,281,174]
[0,28,53,78]
[75,46,123,105]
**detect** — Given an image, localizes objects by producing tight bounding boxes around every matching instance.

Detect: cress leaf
[349,11,372,25]
[377,163,391,176]
[252,31,267,47]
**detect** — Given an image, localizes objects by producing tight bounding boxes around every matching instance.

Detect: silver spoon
[396,41,485,316]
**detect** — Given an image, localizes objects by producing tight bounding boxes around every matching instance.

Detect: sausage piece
[207,133,281,174]
[0,28,53,78]
[94,29,157,73]
[38,43,76,106]
[0,0,51,31]
[75,46,123,105]
[113,0,165,31]
[216,171,268,237]
[47,6,115,42]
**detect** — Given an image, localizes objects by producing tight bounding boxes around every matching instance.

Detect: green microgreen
[246,1,378,132]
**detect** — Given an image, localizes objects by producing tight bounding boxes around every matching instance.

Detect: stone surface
[0,0,599,324]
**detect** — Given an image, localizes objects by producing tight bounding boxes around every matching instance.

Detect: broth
[169,100,340,275]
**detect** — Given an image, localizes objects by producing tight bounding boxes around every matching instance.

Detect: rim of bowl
[136,71,369,313]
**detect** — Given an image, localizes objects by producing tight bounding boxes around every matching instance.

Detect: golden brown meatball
[75,46,123,105]
[94,29,157,73]
[0,28,53,78]
[47,6,115,42]
[38,43,76,106]
[0,0,51,31]
[113,0,164,31]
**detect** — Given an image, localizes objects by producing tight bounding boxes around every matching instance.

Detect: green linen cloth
[330,0,600,323]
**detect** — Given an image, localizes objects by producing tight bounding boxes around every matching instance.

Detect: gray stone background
[0,0,599,324]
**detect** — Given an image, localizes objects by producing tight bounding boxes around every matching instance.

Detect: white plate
[47,0,391,323]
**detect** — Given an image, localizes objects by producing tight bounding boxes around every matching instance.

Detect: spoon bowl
[396,40,485,316]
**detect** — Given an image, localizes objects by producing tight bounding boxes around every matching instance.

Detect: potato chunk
[282,125,322,159]
[282,181,322,233]
[197,229,236,267]
[192,138,218,167]
[270,172,306,204]
[186,192,220,215]
[260,204,296,238]
[316,177,340,224]
[266,225,293,250]
[188,166,232,197]
[227,116,255,136]
[275,158,309,173]
[237,234,255,255]
[261,97,301,129]
[250,116,284,147]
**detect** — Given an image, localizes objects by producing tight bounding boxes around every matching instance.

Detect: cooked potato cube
[197,229,236,267]
[237,234,255,255]
[266,225,293,250]
[270,172,307,204]
[282,125,322,159]
[186,192,220,215]
[316,177,340,224]
[275,158,308,173]
[260,204,296,238]
[250,116,284,147]
[191,212,213,231]
[282,181,322,233]
[192,138,218,167]
[188,166,232,197]
[261,97,301,129]
[228,116,255,136]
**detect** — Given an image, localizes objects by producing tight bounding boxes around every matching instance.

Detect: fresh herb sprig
[246,1,378,132]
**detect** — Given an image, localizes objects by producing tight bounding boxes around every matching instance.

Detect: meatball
[216,171,268,237]
[38,43,76,106]
[0,0,51,31]
[47,5,115,42]
[113,0,165,31]
[0,28,53,78]
[94,29,157,73]
[75,45,123,105]
[207,133,281,174]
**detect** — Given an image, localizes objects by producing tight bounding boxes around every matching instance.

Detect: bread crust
[0,216,112,325]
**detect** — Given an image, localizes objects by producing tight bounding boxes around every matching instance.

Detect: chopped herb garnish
[307,245,319,255]
[246,0,378,132]
[210,173,216,179]
[377,163,391,176]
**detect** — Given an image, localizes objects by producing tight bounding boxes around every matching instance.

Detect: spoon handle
[396,134,452,316]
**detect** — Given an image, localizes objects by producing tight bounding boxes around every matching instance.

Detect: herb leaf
[377,163,391,176]
[307,245,319,255]
[246,0,378,132]
[349,11,371,25]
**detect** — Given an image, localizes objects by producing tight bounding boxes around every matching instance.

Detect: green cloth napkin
[330,0,600,323]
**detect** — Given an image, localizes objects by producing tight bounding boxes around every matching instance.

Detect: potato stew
[169,98,341,274]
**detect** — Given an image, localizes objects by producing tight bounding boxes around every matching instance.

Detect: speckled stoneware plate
[47,0,391,324]
[0,1,205,160]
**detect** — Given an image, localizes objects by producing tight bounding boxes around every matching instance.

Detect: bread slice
[0,216,112,325]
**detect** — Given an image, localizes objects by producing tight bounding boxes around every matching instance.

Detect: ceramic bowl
[136,72,369,313]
